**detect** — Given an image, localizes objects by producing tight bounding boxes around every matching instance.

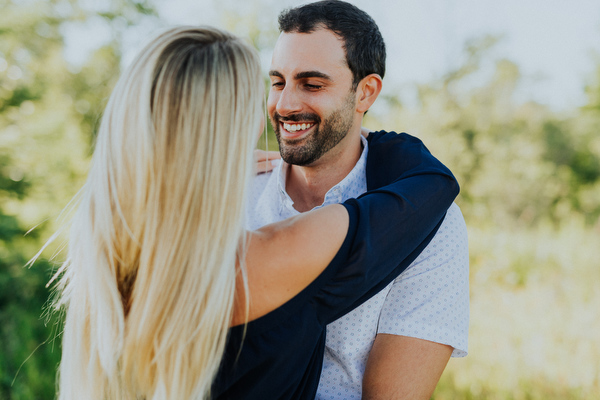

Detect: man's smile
[280,122,315,139]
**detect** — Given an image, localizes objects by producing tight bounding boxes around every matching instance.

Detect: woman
[47,27,457,399]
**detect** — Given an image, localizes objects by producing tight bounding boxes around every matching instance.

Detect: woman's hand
[254,150,281,175]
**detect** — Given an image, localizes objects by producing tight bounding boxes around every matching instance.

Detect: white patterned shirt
[245,136,469,400]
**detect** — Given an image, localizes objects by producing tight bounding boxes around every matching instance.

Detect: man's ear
[355,74,383,113]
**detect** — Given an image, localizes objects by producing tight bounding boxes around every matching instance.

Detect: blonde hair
[51,26,263,399]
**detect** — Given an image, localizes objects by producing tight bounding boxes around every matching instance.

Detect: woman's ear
[355,74,383,114]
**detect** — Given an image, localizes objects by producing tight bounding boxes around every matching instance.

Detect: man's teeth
[283,122,314,132]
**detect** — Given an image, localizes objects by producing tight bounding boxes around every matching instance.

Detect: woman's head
[56,27,263,399]
[89,25,263,308]
[94,26,263,254]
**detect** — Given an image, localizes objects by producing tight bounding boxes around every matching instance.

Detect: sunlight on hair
[44,26,263,400]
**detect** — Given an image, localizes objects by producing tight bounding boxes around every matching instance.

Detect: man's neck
[285,134,363,212]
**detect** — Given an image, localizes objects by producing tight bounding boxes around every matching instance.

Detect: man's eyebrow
[268,70,332,81]
[295,71,332,81]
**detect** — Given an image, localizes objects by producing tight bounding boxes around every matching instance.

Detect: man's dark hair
[278,0,386,89]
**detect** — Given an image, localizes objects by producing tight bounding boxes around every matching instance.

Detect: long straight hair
[50,26,263,399]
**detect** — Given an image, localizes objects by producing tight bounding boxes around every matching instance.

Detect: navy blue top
[212,131,459,400]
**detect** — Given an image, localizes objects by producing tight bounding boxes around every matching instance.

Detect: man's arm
[362,335,452,400]
[360,202,470,400]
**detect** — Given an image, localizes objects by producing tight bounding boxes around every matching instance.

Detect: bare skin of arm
[362,334,453,400]
[231,204,348,326]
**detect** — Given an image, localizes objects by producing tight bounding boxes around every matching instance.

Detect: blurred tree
[574,60,600,224]
[0,0,157,397]
[0,152,59,399]
[542,119,600,218]
[376,35,600,228]
[583,61,600,113]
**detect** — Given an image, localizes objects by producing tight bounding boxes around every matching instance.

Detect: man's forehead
[270,28,349,75]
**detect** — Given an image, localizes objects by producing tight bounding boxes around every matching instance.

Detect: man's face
[268,28,357,166]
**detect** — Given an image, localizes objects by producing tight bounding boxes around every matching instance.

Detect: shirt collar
[274,135,369,212]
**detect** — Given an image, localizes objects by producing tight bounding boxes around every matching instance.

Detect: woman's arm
[232,204,348,325]
[235,133,459,326]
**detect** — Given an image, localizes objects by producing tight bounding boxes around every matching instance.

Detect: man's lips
[279,121,315,139]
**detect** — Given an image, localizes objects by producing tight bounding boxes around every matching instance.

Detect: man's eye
[305,84,322,90]
[271,82,284,88]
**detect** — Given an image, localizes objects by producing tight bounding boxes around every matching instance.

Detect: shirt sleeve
[377,203,470,357]
[311,134,460,325]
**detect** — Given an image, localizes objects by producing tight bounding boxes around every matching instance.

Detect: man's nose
[276,86,302,117]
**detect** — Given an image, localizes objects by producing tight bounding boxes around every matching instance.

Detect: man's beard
[271,92,355,166]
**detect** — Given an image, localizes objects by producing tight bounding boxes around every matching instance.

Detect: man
[246,1,469,399]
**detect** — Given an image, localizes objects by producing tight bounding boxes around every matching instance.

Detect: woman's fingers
[254,150,281,174]
[254,150,281,162]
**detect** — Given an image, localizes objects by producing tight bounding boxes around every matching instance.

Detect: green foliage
[0,155,29,202]
[0,147,60,398]
[0,250,61,400]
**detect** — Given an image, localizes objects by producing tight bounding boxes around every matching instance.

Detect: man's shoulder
[420,202,467,248]
[249,171,274,195]
[365,130,447,191]
[366,130,431,162]
[246,171,279,229]
[404,202,468,274]
[247,171,274,207]
[445,202,467,231]
[367,130,424,146]
[437,202,468,250]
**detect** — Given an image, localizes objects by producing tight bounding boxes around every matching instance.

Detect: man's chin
[280,149,320,167]
[279,135,305,147]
